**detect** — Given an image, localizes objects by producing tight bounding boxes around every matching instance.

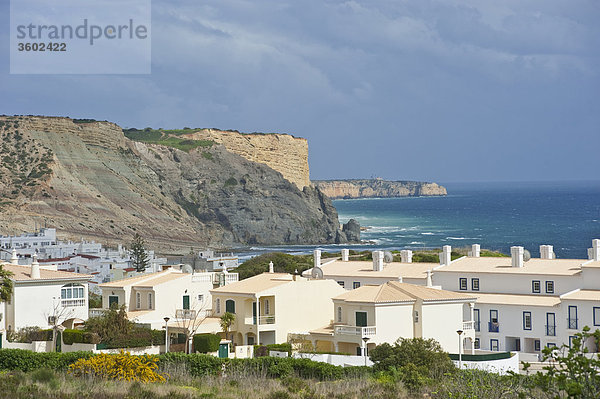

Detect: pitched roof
[100,269,185,288]
[334,281,475,304]
[561,289,600,301]
[474,293,561,307]
[318,260,436,280]
[211,273,295,295]
[436,257,585,276]
[1,263,91,281]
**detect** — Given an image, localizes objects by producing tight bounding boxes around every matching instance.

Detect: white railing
[224,273,239,284]
[334,325,376,337]
[259,315,276,325]
[463,321,475,330]
[61,299,85,307]
[192,272,239,286]
[175,309,197,319]
[89,308,106,318]
[191,274,212,283]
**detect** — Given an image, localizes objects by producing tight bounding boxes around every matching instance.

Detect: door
[55,330,62,352]
[247,336,255,345]
[546,313,556,336]
[473,309,480,331]
[183,295,190,310]
[356,311,367,327]
[108,295,119,308]
[568,306,578,329]
[218,343,229,358]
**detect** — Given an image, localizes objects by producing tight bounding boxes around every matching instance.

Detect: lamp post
[164,317,170,353]
[456,330,463,369]
[362,337,370,366]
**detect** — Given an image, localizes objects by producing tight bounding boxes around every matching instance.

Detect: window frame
[534,340,541,352]
[532,280,541,293]
[337,281,345,288]
[523,311,532,330]
[490,339,499,351]
[474,338,480,349]
[459,278,467,291]
[545,281,554,294]
[353,281,361,289]
[225,299,236,314]
[593,307,600,326]
[471,278,480,291]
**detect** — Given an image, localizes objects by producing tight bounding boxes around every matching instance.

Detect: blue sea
[240,181,600,260]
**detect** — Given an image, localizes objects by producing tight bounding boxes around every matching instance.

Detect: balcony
[334,325,376,337]
[462,321,475,330]
[259,315,275,325]
[175,309,197,319]
[568,318,578,330]
[545,325,556,336]
[488,322,499,333]
[89,308,107,318]
[61,299,85,307]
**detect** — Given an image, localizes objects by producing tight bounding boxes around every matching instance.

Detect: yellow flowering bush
[68,351,166,383]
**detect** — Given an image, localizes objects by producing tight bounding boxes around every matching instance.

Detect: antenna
[523,249,532,262]
[311,267,323,279]
[383,251,394,264]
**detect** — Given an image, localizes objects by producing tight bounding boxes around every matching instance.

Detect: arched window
[337,306,342,323]
[136,292,141,309]
[61,283,84,300]
[225,299,235,314]
[216,299,221,314]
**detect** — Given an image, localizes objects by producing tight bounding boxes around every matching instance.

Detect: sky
[1,0,599,183]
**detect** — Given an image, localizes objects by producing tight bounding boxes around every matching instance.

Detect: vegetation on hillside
[123,128,214,153]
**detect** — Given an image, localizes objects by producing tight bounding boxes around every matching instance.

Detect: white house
[0,252,91,343]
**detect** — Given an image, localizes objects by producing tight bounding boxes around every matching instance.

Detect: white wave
[446,237,466,240]
[420,232,435,235]
[409,241,425,245]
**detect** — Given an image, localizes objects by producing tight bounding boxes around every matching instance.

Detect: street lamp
[456,330,463,369]
[362,337,370,366]
[164,317,170,353]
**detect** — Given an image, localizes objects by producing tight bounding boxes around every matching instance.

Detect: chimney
[31,253,40,279]
[468,244,480,258]
[400,250,413,263]
[439,245,452,266]
[397,276,403,283]
[426,270,433,287]
[511,246,524,268]
[341,249,349,262]
[10,249,19,265]
[589,240,600,261]
[268,261,274,273]
[313,250,321,268]
[540,245,554,260]
[373,251,384,271]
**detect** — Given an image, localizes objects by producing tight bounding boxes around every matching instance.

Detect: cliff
[0,116,351,252]
[313,179,447,199]
[179,129,310,190]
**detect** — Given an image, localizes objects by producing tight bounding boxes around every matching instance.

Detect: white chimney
[439,245,452,266]
[341,249,349,262]
[373,251,384,271]
[468,244,480,258]
[268,261,274,273]
[30,253,40,279]
[426,270,433,287]
[511,246,524,268]
[313,250,321,268]
[397,276,403,283]
[589,240,600,261]
[400,250,413,263]
[540,245,554,260]
[10,249,19,265]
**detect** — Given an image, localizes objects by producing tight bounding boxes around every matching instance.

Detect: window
[546,313,556,336]
[473,309,480,332]
[523,312,532,330]
[459,278,467,290]
[225,299,235,314]
[489,310,499,333]
[61,283,84,300]
[545,281,554,294]
[532,280,541,293]
[353,282,361,289]
[183,295,190,310]
[471,278,479,291]
[568,306,578,329]
[474,338,480,349]
[216,299,221,314]
[337,281,345,288]
[337,306,342,323]
[490,339,499,351]
[594,307,600,326]
[356,311,367,327]
[136,292,141,309]
[547,343,557,348]
[265,300,270,315]
[148,293,153,310]
[534,340,541,351]
[109,295,118,308]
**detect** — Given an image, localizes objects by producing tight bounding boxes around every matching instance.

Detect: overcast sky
[1,0,598,183]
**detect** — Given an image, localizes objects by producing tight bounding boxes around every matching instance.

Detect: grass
[122,128,214,153]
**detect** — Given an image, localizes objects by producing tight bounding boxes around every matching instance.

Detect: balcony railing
[61,299,85,307]
[334,325,377,337]
[462,321,475,330]
[568,318,578,329]
[546,325,556,336]
[89,308,107,318]
[488,322,499,333]
[259,315,275,325]
[176,309,197,319]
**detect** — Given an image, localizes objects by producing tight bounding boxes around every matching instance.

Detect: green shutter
[183,295,190,310]
[226,300,235,314]
[108,296,119,308]
[356,312,367,327]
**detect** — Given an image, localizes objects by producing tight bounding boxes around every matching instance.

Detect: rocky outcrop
[180,129,310,190]
[0,116,353,252]
[313,179,447,199]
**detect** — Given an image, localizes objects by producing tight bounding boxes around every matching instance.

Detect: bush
[7,327,53,343]
[69,351,166,383]
[0,350,93,372]
[62,329,100,345]
[193,333,221,353]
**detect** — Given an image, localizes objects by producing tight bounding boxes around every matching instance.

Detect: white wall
[421,302,464,353]
[374,304,414,344]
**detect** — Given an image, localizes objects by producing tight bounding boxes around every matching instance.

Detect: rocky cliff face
[180,129,310,190]
[313,179,447,199]
[0,116,351,252]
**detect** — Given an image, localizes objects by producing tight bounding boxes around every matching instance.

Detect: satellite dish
[311,266,324,279]
[523,250,531,262]
[181,264,194,274]
[384,251,394,264]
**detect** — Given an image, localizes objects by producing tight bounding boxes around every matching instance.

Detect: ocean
[240,181,600,260]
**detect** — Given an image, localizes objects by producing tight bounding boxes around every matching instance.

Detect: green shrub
[63,329,100,345]
[193,334,221,353]
[0,350,93,372]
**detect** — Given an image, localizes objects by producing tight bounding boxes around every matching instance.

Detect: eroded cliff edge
[313,179,447,199]
[0,116,351,251]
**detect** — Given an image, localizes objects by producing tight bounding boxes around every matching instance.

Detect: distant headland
[313,179,447,199]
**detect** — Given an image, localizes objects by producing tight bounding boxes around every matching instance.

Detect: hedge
[193,334,220,353]
[100,328,165,349]
[254,343,292,356]
[0,350,93,372]
[62,330,99,345]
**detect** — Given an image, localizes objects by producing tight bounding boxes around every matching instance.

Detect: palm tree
[0,264,13,302]
[220,312,236,343]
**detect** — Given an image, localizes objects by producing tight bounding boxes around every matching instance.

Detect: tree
[526,326,600,398]
[129,233,149,273]
[173,297,210,354]
[44,298,76,352]
[220,312,236,343]
[0,264,14,302]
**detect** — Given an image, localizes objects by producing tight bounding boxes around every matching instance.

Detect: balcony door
[356,311,367,327]
[473,309,480,332]
[546,313,556,336]
[183,295,190,310]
